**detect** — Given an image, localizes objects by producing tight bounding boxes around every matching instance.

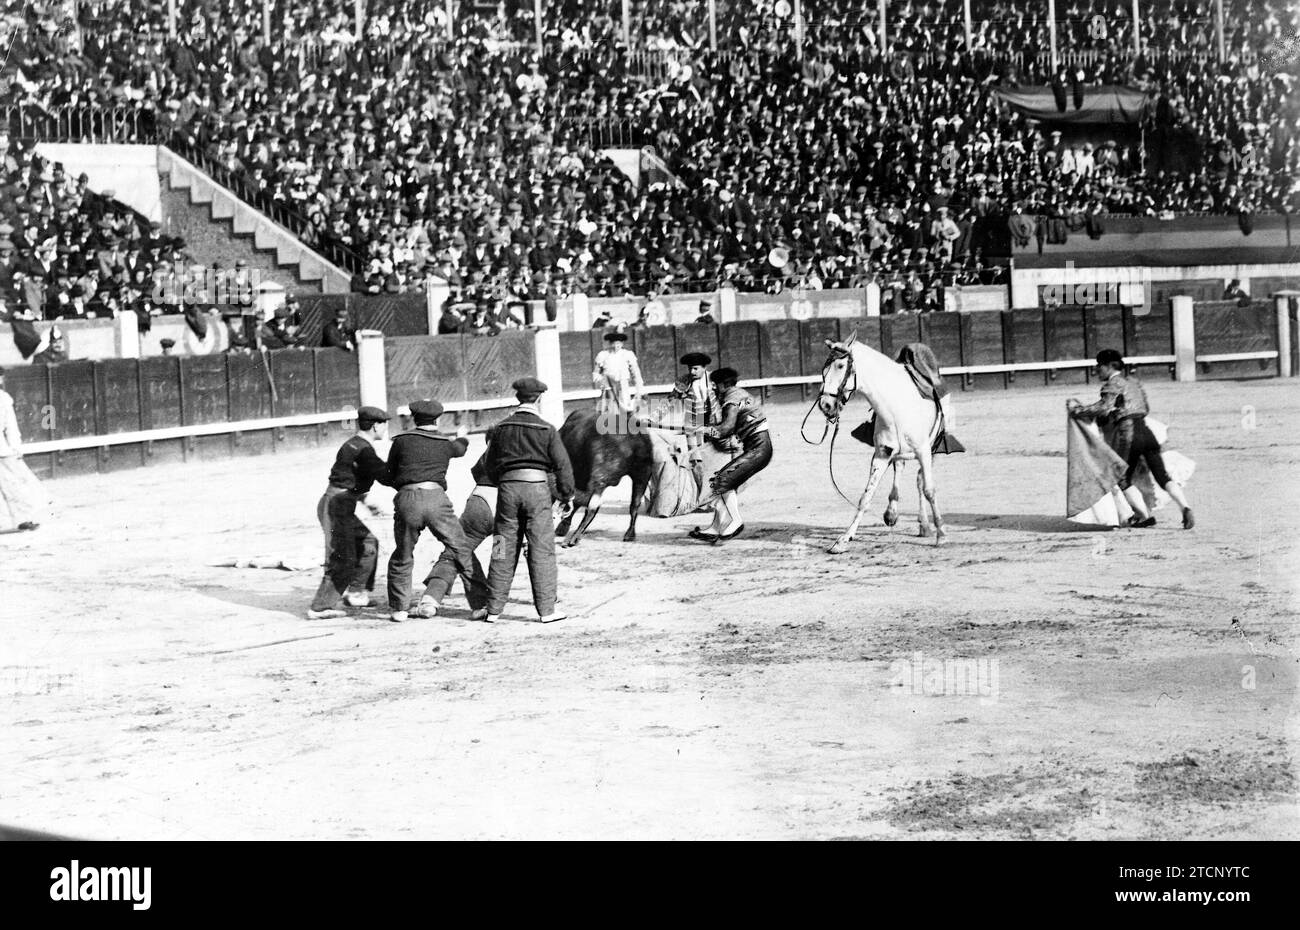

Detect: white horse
[817,332,949,552]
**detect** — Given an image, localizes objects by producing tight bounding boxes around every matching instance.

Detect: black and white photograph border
[0,0,1297,865]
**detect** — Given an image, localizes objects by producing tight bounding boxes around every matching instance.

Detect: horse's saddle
[851,343,965,454]
[850,413,965,454]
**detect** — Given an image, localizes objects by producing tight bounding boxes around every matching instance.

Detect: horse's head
[817,331,858,421]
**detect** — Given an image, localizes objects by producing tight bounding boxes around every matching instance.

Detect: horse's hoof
[918,525,931,538]
[562,538,579,549]
[883,509,899,527]
[828,540,848,555]
[622,532,636,542]
[934,530,948,546]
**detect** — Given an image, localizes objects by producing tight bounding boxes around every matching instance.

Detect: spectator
[322,307,357,350]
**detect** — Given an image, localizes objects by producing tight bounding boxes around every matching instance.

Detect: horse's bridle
[817,346,857,422]
[800,343,864,510]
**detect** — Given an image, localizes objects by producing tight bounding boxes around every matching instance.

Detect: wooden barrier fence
[8,299,1291,479]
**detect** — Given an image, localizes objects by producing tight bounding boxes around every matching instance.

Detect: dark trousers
[710,433,773,494]
[485,480,558,616]
[387,486,476,612]
[311,490,378,610]
[1111,417,1172,490]
[422,492,493,610]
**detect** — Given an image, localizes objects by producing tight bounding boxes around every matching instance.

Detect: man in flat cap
[385,398,477,623]
[308,406,395,619]
[471,377,574,623]
[592,329,643,418]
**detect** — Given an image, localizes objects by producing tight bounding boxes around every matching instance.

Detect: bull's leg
[883,461,902,527]
[829,452,891,555]
[625,475,649,542]
[555,489,590,538]
[563,488,605,548]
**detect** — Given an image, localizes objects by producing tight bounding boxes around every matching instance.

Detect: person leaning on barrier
[306,406,395,620]
[322,306,357,351]
[471,378,575,624]
[260,303,305,349]
[385,399,478,623]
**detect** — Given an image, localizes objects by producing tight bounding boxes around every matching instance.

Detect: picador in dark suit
[307,406,394,619]
[385,399,478,622]
[471,378,575,624]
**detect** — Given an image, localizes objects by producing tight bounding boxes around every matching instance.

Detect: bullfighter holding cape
[1066,350,1195,528]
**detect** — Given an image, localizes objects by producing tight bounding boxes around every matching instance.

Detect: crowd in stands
[0,0,1296,317]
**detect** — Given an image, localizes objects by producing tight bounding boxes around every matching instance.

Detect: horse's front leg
[829,452,891,554]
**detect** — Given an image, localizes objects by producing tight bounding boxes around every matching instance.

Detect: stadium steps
[156,146,352,296]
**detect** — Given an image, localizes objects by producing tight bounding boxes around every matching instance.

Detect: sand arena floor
[1,378,1296,839]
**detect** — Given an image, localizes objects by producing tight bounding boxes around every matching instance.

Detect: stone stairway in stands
[157,147,352,296]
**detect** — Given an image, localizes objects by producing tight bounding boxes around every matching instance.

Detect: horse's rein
[801,347,863,510]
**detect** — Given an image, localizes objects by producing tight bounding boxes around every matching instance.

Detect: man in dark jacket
[308,406,394,619]
[471,378,575,624]
[385,398,477,622]
[321,306,357,350]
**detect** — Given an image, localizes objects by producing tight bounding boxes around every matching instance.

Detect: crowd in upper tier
[0,0,1295,316]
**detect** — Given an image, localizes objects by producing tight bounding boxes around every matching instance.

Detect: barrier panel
[759,319,803,379]
[1044,306,1088,385]
[719,321,761,376]
[961,311,1006,389]
[919,313,962,368]
[632,325,677,384]
[270,349,324,451]
[314,348,360,413]
[880,315,920,360]
[847,317,883,354]
[559,331,594,394]
[1004,309,1047,388]
[465,332,535,402]
[675,324,720,373]
[800,318,842,378]
[386,336,467,412]
[1084,305,1126,361]
[1125,304,1176,380]
[1193,301,1277,379]
[47,361,99,473]
[224,354,275,456]
[270,350,318,416]
[6,365,51,443]
[93,359,145,471]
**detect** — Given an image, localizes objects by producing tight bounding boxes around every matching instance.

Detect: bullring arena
[3,378,1296,840]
